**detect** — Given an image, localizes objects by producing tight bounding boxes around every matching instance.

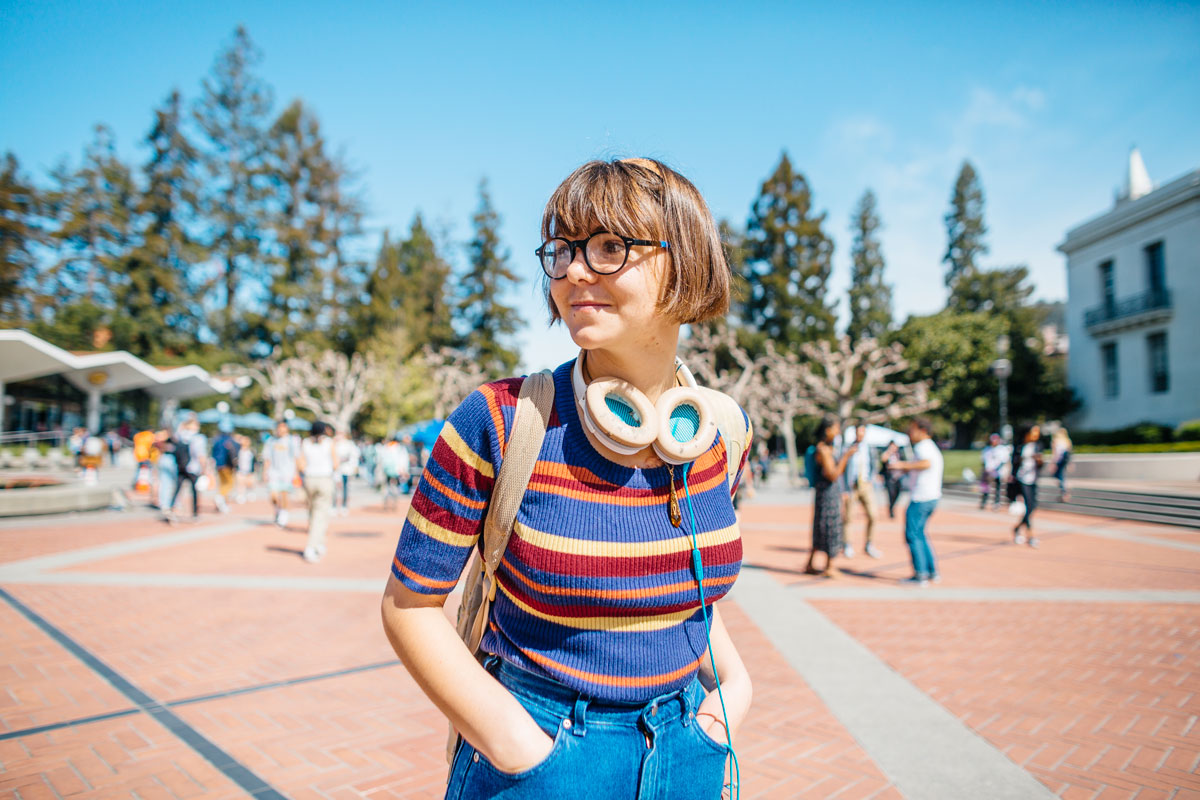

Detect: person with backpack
[210,421,240,514]
[381,158,752,799]
[167,414,206,522]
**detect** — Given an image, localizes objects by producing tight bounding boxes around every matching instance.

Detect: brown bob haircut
[540,158,731,325]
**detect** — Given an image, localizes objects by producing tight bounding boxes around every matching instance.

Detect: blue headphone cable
[680,463,741,800]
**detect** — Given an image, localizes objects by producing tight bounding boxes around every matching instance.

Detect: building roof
[0,330,231,399]
[1058,167,1200,255]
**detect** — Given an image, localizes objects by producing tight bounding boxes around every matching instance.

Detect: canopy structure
[0,329,231,434]
[841,424,911,448]
[396,419,444,447]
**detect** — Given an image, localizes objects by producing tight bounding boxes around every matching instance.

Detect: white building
[1058,150,1200,431]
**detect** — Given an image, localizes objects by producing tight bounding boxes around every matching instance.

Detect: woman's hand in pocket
[487,716,555,775]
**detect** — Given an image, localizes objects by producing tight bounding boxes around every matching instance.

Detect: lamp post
[992,335,1012,443]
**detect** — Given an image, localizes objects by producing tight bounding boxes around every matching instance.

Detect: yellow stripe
[497,582,694,632]
[439,421,494,479]
[405,505,479,548]
[512,520,739,559]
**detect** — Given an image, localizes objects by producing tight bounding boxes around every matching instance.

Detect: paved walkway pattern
[0,481,1197,799]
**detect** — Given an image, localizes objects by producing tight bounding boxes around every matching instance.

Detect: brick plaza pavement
[0,482,1197,799]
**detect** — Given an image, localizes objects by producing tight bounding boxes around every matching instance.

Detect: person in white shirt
[840,424,881,559]
[298,420,339,564]
[334,429,361,517]
[979,433,1010,511]
[887,417,944,586]
[264,420,300,527]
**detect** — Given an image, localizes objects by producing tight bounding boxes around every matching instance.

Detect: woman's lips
[571,302,609,312]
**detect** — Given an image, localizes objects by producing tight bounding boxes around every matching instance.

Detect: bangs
[540,161,666,242]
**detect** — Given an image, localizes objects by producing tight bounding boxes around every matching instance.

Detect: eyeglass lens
[541,233,629,278]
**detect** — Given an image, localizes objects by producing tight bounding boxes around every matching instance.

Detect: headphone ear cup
[584,378,659,453]
[652,387,717,465]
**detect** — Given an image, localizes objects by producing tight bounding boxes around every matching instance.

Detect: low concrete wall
[1071,453,1200,482]
[0,482,116,517]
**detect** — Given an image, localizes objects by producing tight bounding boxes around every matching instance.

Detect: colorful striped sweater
[391,359,748,702]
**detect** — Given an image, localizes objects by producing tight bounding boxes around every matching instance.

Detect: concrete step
[944,483,1200,529]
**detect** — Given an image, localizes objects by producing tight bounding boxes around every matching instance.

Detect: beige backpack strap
[479,370,554,599]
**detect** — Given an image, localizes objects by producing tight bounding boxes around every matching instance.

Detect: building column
[0,380,6,436]
[87,388,102,434]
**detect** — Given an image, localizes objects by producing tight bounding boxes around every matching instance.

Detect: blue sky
[2,1,1198,370]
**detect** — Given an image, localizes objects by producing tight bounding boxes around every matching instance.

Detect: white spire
[1124,146,1152,201]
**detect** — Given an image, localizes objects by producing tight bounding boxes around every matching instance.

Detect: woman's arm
[695,604,753,744]
[380,574,554,773]
[817,442,856,481]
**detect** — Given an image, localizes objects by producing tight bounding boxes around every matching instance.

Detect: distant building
[1058,150,1200,431]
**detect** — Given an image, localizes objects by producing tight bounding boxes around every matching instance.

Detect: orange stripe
[392,557,460,591]
[480,383,508,458]
[528,462,729,506]
[424,470,487,510]
[523,648,704,689]
[501,556,735,600]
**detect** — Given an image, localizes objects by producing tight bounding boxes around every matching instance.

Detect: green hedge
[1072,421,1179,446]
[1074,441,1200,454]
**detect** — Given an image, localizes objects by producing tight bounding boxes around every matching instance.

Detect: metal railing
[1084,288,1172,328]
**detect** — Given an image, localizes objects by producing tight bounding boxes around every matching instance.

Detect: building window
[1099,260,1115,310]
[1102,342,1118,398]
[1144,241,1165,296]
[1147,332,1169,394]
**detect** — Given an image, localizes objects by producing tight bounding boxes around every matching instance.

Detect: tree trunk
[782,411,799,487]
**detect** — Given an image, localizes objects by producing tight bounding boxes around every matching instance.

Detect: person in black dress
[804,417,859,578]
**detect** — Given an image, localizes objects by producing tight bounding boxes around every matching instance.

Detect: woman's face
[1028,425,1041,442]
[825,422,840,442]
[549,228,678,355]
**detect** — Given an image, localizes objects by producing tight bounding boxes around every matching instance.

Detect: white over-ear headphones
[571,353,718,465]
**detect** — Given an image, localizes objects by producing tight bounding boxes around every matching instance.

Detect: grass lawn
[941,449,979,485]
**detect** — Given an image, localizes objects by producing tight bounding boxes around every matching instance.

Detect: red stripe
[427,444,494,493]
[410,492,484,535]
[497,572,727,619]
[506,536,742,578]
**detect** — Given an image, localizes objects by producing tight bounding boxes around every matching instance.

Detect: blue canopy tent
[397,419,444,448]
[176,409,311,432]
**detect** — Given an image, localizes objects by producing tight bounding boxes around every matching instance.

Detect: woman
[1012,424,1043,548]
[1052,427,1072,502]
[880,441,904,518]
[168,414,205,522]
[804,418,857,578]
[298,420,338,564]
[381,158,752,799]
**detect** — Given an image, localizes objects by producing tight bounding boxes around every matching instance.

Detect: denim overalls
[445,656,729,799]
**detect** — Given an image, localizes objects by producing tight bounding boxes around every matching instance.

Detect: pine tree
[742,153,836,350]
[261,99,332,351]
[943,160,988,294]
[846,189,892,342]
[111,91,205,359]
[0,153,41,324]
[44,125,137,319]
[194,25,272,346]
[319,153,366,353]
[459,179,522,375]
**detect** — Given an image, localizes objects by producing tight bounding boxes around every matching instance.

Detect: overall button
[472,753,479,763]
[562,719,572,729]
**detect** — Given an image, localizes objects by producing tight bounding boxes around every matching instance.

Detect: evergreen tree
[358,214,455,355]
[943,160,988,295]
[111,91,205,359]
[846,189,892,342]
[261,99,332,351]
[459,179,522,375]
[44,126,137,318]
[319,154,366,353]
[194,25,272,346]
[0,153,41,324]
[742,153,836,350]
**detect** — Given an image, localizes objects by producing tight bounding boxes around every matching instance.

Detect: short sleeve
[390,384,510,595]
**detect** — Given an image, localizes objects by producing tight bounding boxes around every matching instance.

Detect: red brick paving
[0,487,1198,798]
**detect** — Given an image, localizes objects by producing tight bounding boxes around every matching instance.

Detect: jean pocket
[690,717,732,756]
[477,722,569,782]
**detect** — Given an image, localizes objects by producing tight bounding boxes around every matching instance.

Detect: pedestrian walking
[1052,427,1073,501]
[979,433,1009,510]
[379,437,407,510]
[879,441,904,518]
[335,429,360,516]
[888,417,944,586]
[264,420,299,527]
[131,428,156,494]
[298,421,338,564]
[153,428,178,516]
[211,422,240,513]
[804,417,857,578]
[381,158,751,800]
[168,415,206,521]
[235,434,255,503]
[841,424,881,559]
[1011,424,1044,547]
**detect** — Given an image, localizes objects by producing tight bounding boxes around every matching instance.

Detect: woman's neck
[583,338,679,404]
